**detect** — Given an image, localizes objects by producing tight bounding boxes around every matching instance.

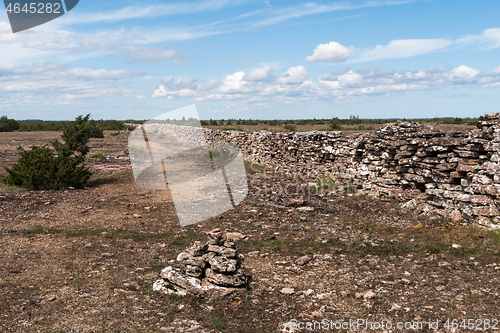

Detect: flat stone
[208,256,238,273]
[280,287,295,295]
[205,268,248,287]
[186,242,209,257]
[225,232,247,242]
[295,255,311,266]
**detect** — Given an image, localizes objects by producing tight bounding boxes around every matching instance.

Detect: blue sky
[1,0,500,120]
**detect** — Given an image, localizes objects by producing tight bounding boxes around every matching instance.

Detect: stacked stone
[153,229,250,297]
[204,114,500,228]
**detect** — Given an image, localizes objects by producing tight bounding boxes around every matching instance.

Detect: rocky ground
[0,131,499,333]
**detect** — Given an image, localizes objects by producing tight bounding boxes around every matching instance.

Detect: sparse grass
[172,238,185,245]
[167,293,182,301]
[17,228,176,241]
[236,223,500,256]
[210,317,224,331]
[89,151,106,159]
[0,183,24,193]
[186,230,198,240]
[23,227,45,237]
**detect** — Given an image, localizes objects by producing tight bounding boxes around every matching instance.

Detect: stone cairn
[153,229,250,297]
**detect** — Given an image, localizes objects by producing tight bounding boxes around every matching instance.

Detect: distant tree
[329,121,342,130]
[0,116,20,132]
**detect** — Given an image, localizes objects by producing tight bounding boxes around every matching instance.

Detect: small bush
[2,115,95,190]
[284,124,296,132]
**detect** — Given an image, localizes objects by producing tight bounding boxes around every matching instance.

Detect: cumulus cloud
[451,65,480,79]
[243,64,274,81]
[152,64,500,105]
[306,41,354,62]
[276,65,309,84]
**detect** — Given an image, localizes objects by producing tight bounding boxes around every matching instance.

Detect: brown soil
[0,131,499,333]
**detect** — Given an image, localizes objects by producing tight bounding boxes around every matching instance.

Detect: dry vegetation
[1,127,499,333]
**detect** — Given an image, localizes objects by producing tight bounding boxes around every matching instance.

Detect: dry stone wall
[206,113,500,228]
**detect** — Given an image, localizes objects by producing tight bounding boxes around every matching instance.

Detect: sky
[1,0,500,120]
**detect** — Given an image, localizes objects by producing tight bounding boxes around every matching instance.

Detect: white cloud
[337,71,363,86]
[483,28,500,48]
[458,28,500,49]
[56,0,251,25]
[0,60,148,80]
[276,66,309,84]
[354,38,454,63]
[243,64,274,81]
[151,64,500,105]
[306,41,354,62]
[349,27,500,64]
[245,0,421,30]
[427,66,451,74]
[221,71,246,92]
[0,60,152,110]
[124,46,188,64]
[451,65,479,80]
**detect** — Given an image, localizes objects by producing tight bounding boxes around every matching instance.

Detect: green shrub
[283,124,296,132]
[0,116,20,132]
[2,115,94,190]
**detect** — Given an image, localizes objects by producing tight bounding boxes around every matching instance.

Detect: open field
[202,121,478,135]
[1,130,500,333]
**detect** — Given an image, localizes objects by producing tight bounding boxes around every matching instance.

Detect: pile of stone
[153,229,250,297]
